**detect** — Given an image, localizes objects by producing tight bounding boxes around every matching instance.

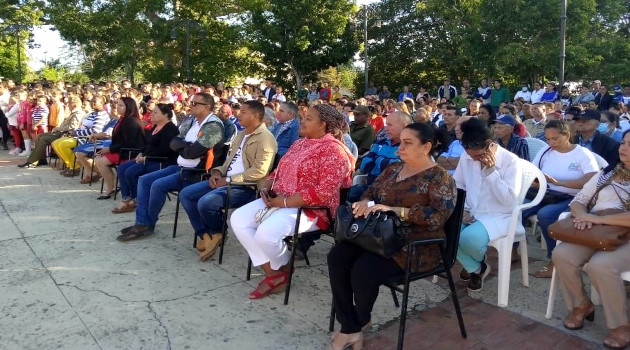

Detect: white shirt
[6,103,19,126]
[573,170,630,212]
[453,146,524,240]
[0,91,9,113]
[226,134,250,177]
[177,115,213,168]
[514,90,532,103]
[272,93,286,102]
[532,145,599,195]
[620,119,630,132]
[530,89,545,104]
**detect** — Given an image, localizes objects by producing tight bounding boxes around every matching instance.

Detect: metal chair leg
[283,232,299,305]
[218,185,232,265]
[172,196,180,239]
[246,258,252,281]
[397,281,411,350]
[329,299,336,332]
[113,166,119,200]
[390,287,400,308]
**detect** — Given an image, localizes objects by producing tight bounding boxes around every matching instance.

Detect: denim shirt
[272,118,300,157]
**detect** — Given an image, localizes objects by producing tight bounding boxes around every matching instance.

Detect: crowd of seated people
[2,77,630,350]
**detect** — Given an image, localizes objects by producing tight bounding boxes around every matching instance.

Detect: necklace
[396,162,435,182]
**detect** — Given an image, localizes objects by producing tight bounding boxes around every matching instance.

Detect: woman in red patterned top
[231,104,355,300]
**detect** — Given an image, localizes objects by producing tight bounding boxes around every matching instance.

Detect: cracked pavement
[0,155,452,349]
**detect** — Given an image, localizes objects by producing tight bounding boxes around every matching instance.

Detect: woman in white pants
[231,104,354,300]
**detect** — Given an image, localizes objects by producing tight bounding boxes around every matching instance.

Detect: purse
[334,202,406,258]
[548,209,630,251]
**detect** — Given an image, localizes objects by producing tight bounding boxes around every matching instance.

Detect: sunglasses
[190,101,209,107]
[463,140,489,150]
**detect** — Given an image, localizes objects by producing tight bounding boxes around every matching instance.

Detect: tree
[45,0,259,84]
[0,0,43,82]
[246,0,359,90]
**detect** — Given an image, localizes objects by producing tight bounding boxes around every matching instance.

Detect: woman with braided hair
[231,104,355,300]
[552,129,630,349]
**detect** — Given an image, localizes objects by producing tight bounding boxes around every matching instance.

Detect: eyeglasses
[462,140,489,150]
[190,101,209,107]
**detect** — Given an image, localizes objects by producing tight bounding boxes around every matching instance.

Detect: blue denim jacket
[272,118,300,157]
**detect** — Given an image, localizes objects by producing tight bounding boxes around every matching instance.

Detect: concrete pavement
[0,152,620,349]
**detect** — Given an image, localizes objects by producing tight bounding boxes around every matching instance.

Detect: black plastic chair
[245,188,348,305]
[329,189,467,350]
[172,142,232,238]
[97,147,141,200]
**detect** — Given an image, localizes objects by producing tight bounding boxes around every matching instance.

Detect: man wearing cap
[492,115,529,160]
[574,109,620,165]
[523,103,547,139]
[350,105,376,155]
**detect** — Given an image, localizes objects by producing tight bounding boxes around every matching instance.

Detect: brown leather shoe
[533,262,554,278]
[564,300,595,330]
[199,233,223,261]
[605,324,630,349]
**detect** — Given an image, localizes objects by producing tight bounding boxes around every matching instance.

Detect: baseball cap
[573,109,601,121]
[352,105,370,115]
[614,85,622,93]
[494,114,516,127]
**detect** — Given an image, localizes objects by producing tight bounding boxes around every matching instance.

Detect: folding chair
[329,189,467,350]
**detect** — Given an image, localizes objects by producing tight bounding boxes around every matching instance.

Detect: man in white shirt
[179,100,278,260]
[117,93,225,241]
[530,81,545,104]
[454,117,523,291]
[514,83,532,103]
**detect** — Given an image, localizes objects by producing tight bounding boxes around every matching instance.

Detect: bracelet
[400,207,406,221]
[283,197,288,208]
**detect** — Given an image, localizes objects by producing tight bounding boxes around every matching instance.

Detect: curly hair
[312,104,346,141]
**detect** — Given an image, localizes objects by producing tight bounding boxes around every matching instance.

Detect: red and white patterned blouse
[269,134,355,229]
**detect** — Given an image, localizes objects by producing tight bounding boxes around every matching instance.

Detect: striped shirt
[32,106,49,127]
[497,134,530,161]
[75,110,110,138]
[359,137,401,184]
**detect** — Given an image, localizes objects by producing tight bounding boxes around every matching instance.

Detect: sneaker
[467,261,491,292]
[9,147,21,155]
[18,150,31,157]
[460,268,471,281]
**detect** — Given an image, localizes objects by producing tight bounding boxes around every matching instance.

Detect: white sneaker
[9,147,21,156]
[18,150,31,157]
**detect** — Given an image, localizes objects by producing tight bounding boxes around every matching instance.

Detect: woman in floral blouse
[326,122,457,350]
[231,104,355,300]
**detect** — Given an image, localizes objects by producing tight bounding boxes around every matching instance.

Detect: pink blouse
[270,134,355,229]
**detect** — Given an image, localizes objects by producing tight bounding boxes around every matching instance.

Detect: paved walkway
[0,152,618,349]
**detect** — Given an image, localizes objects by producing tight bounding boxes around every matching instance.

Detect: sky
[29,0,379,72]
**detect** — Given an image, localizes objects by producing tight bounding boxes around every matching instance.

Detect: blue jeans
[118,160,163,200]
[180,182,257,238]
[521,198,572,259]
[135,165,197,227]
[457,221,490,273]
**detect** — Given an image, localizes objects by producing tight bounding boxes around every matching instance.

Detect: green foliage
[45,0,259,84]
[364,0,629,95]
[246,0,360,90]
[0,0,43,82]
[317,65,359,94]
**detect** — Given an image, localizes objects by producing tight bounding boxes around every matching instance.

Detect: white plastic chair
[352,174,368,186]
[545,218,630,319]
[524,137,547,162]
[487,159,547,307]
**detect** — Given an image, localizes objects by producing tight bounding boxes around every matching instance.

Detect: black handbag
[335,202,406,258]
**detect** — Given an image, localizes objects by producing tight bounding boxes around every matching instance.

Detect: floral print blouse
[361,162,457,272]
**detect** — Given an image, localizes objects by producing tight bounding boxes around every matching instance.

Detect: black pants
[0,111,9,147]
[327,241,404,334]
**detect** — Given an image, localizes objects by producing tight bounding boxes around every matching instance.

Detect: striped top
[359,137,401,184]
[32,106,49,127]
[75,110,110,138]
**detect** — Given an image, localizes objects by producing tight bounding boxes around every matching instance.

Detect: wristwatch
[226,176,231,183]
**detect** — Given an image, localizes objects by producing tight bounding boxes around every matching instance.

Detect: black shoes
[17,162,37,168]
[467,259,491,292]
[116,225,154,241]
[460,268,471,281]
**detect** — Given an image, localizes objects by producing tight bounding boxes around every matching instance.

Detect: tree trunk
[288,61,302,91]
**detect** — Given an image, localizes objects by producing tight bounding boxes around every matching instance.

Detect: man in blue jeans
[117,93,225,241]
[179,100,277,261]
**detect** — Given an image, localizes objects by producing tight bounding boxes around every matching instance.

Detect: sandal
[111,200,136,214]
[605,325,630,349]
[248,272,288,300]
[534,262,554,278]
[564,300,595,330]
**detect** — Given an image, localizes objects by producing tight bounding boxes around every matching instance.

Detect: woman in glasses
[454,117,523,291]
